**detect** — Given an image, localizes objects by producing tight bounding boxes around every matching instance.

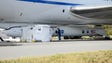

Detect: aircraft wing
[70,5,112,20]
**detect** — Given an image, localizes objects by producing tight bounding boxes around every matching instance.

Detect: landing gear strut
[0,37,4,42]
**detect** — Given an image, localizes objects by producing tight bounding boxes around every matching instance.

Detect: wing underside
[70,5,112,19]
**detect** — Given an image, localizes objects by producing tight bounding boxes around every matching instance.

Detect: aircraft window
[38,28,41,31]
[82,30,85,34]
[87,30,89,33]
[62,9,65,13]
[30,27,33,30]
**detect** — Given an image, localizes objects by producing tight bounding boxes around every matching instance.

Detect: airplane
[0,0,112,41]
[0,0,112,27]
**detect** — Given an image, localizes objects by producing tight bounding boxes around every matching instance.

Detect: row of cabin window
[82,30,90,34]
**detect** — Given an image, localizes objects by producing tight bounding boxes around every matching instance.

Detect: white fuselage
[0,0,112,26]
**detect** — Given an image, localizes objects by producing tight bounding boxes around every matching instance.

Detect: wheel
[73,36,81,39]
[64,36,69,39]
[105,36,111,40]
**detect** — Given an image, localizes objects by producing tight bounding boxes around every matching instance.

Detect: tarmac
[0,40,112,59]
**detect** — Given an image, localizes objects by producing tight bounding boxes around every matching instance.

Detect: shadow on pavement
[0,42,22,46]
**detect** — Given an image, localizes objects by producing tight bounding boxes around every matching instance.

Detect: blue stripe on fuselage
[19,0,81,6]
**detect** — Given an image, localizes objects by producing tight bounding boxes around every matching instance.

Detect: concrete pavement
[0,40,112,59]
